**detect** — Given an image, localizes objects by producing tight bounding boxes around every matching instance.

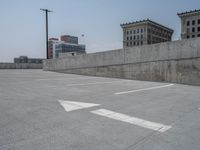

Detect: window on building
[134,30,136,34]
[130,30,132,34]
[141,35,143,39]
[187,21,190,26]
[192,35,195,38]
[137,35,139,39]
[198,27,200,32]
[192,20,195,25]
[187,35,190,39]
[127,37,129,40]
[198,19,200,24]
[130,42,132,46]
[137,29,139,33]
[141,29,143,33]
[198,34,200,37]
[192,27,195,32]
[187,28,190,33]
[137,41,139,45]
[134,36,136,40]
[127,31,129,35]
[127,43,129,46]
[130,36,132,40]
[133,42,136,46]
[141,41,143,45]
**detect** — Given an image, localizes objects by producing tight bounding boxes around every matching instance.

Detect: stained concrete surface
[0,70,200,150]
[43,38,200,85]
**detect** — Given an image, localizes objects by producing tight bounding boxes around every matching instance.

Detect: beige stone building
[121,19,173,48]
[178,9,200,39]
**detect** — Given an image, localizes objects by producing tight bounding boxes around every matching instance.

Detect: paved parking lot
[0,69,200,150]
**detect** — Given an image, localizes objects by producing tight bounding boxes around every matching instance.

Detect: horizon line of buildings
[121,9,200,48]
[49,9,200,59]
[14,9,200,61]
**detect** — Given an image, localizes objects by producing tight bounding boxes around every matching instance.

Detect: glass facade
[54,43,86,58]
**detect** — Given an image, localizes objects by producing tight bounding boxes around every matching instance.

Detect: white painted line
[58,100,100,112]
[66,80,129,86]
[91,109,171,132]
[115,84,174,95]
[36,77,97,81]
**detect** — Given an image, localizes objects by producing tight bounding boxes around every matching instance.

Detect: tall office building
[178,9,200,39]
[48,35,86,59]
[121,19,173,48]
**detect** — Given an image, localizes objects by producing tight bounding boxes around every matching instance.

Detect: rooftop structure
[60,35,78,44]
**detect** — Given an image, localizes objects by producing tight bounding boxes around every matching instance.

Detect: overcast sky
[0,0,200,62]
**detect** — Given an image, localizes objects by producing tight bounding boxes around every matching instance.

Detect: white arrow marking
[58,100,100,112]
[115,84,174,95]
[91,109,171,132]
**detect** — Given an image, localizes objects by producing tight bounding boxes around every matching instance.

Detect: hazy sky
[0,0,200,62]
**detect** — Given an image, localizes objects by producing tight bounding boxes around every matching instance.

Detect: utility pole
[40,8,52,59]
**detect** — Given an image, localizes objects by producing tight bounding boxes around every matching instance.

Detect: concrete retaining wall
[0,63,43,69]
[43,38,200,85]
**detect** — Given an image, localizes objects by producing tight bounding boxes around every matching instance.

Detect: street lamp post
[40,8,52,59]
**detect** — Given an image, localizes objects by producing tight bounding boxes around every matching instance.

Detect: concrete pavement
[0,69,200,150]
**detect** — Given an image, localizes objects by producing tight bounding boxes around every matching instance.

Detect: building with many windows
[53,42,85,58]
[48,35,86,59]
[14,56,43,64]
[178,9,200,39]
[121,19,173,48]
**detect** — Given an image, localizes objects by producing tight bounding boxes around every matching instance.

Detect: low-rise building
[14,56,43,64]
[121,19,173,48]
[178,9,200,39]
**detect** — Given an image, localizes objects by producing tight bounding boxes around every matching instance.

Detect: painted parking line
[91,109,171,132]
[66,80,129,86]
[115,84,174,95]
[36,77,97,81]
